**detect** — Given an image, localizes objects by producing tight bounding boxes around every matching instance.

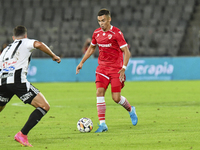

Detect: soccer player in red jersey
[76,8,138,132]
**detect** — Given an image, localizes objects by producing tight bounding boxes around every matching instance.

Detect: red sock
[97,97,106,124]
[118,96,132,112]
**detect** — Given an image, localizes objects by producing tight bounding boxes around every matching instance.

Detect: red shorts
[95,65,125,93]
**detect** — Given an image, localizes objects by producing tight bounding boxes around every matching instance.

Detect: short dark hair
[13,25,27,37]
[98,8,111,17]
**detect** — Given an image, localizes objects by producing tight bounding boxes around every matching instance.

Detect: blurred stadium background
[0,0,200,58]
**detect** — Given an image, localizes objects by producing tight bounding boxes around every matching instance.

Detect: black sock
[21,107,47,135]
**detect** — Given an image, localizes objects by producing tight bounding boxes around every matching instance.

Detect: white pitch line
[12,103,25,107]
[11,102,66,108]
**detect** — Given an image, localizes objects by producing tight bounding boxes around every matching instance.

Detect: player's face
[97,15,111,32]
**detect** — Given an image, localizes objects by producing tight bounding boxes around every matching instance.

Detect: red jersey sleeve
[91,31,97,46]
[116,31,127,49]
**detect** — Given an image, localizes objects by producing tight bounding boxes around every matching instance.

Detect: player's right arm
[76,44,96,74]
[34,41,61,63]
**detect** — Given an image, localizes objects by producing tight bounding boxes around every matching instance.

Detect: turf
[0,81,200,150]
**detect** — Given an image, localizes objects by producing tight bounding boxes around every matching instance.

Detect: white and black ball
[77,117,93,133]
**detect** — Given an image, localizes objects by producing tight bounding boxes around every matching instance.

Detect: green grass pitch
[0,81,200,150]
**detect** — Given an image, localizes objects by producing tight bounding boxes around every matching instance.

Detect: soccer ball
[77,117,93,133]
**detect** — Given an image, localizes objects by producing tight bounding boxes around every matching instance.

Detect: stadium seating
[0,0,196,57]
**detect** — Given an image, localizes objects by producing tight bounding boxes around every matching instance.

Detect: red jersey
[91,26,127,68]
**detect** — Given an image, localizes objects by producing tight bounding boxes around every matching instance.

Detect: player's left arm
[118,46,131,82]
[121,46,131,68]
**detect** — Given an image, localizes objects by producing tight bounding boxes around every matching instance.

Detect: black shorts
[0,82,40,106]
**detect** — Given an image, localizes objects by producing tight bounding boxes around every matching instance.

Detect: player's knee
[33,101,50,112]
[43,103,50,112]
[96,88,105,97]
[96,91,103,97]
[112,97,120,103]
[112,94,121,103]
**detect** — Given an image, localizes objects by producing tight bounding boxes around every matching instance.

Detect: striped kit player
[0,25,61,147]
[0,38,40,104]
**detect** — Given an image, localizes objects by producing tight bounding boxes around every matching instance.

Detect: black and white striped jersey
[0,38,36,85]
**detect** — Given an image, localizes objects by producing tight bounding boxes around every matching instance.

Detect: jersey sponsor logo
[2,61,17,68]
[0,96,9,103]
[0,73,13,79]
[108,34,112,39]
[20,92,33,102]
[0,66,15,74]
[98,43,112,47]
